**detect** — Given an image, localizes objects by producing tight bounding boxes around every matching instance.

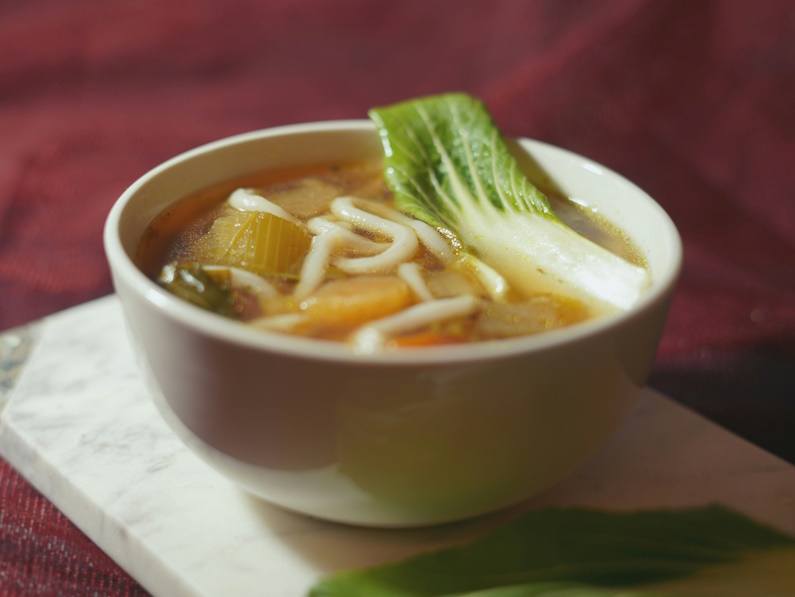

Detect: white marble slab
[1,295,794,597]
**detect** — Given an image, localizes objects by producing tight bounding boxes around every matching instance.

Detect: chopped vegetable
[391,330,460,347]
[157,262,239,319]
[476,294,590,337]
[298,276,413,329]
[369,93,650,311]
[196,210,311,276]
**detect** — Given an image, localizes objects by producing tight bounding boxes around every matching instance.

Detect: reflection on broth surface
[138,161,646,349]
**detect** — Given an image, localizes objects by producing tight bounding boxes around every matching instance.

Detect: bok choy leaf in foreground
[310,506,795,596]
[368,93,649,312]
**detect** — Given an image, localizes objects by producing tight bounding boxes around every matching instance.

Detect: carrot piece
[301,276,413,328]
[392,331,460,347]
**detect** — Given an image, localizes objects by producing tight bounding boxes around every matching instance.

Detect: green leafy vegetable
[158,262,239,319]
[310,506,795,597]
[368,93,650,311]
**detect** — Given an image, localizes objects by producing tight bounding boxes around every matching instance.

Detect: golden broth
[138,160,645,347]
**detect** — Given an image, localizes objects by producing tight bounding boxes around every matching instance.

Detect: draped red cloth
[1,1,792,593]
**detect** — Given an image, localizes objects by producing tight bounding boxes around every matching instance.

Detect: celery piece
[198,211,311,276]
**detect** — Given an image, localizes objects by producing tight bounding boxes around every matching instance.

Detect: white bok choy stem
[454,192,648,310]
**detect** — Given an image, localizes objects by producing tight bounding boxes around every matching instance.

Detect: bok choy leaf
[368,93,649,311]
[158,262,239,319]
[310,506,795,596]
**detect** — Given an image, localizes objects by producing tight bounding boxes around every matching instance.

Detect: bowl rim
[104,119,682,366]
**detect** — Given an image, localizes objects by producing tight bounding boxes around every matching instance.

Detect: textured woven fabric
[1,0,793,593]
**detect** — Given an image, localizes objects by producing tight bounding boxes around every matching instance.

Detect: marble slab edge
[0,296,204,597]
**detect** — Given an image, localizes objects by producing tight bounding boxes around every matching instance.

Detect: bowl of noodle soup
[104,120,681,527]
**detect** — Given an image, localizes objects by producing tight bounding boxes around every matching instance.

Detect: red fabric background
[1,0,793,594]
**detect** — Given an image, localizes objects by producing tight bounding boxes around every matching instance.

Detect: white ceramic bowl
[104,121,681,527]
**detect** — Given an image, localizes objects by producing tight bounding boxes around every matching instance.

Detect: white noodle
[356,199,455,264]
[229,188,301,224]
[330,197,418,274]
[201,265,278,300]
[307,217,386,255]
[294,229,341,299]
[293,197,461,314]
[296,214,392,299]
[352,295,479,353]
[405,218,455,264]
[397,263,434,302]
[460,254,510,301]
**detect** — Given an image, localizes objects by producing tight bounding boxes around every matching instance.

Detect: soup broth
[138,160,645,350]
